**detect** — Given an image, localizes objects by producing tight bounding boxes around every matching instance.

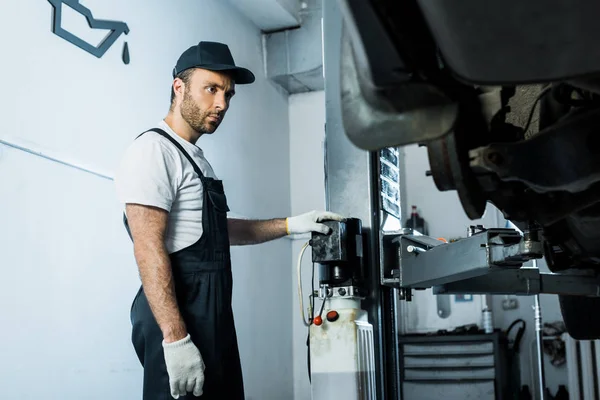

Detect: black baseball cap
[172,41,255,84]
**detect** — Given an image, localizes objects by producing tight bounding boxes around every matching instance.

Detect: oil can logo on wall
[47,0,130,64]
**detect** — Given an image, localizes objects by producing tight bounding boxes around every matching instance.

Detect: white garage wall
[288,91,327,400]
[0,1,292,399]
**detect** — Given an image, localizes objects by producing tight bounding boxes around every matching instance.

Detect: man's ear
[173,78,185,101]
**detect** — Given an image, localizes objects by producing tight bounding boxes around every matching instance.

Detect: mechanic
[114,41,344,400]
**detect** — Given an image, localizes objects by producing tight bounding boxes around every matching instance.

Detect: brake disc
[427,131,487,220]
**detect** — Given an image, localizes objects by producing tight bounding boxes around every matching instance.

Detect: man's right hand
[162,334,205,398]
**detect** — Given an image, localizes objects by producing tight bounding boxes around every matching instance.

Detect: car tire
[559,295,600,340]
[545,241,600,339]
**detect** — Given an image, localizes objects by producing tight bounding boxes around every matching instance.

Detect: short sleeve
[114,137,180,212]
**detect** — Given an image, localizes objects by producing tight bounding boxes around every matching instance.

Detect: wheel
[545,242,600,339]
[559,295,600,340]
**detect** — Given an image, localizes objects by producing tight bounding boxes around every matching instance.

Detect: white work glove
[286,210,346,235]
[162,334,205,399]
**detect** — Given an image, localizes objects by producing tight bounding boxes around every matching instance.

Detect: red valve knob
[326,311,339,322]
[314,316,323,326]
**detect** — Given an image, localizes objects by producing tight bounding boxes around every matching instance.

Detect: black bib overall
[124,128,245,399]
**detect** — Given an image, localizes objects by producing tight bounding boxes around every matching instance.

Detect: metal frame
[383,229,600,297]
[435,268,600,297]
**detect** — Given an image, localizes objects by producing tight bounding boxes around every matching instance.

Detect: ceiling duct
[227,0,302,32]
[263,0,324,93]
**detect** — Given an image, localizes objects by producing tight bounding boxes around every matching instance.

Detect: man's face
[177,68,236,134]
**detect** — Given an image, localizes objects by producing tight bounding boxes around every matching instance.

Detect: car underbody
[336,0,600,339]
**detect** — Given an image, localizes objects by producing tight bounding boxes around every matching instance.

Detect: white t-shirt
[114,120,217,253]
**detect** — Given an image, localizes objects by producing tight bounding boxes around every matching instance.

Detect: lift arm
[383,228,600,297]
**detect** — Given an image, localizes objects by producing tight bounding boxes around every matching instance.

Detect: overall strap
[123,127,209,241]
[141,128,207,182]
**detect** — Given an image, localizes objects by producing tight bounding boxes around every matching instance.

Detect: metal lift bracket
[385,228,600,297]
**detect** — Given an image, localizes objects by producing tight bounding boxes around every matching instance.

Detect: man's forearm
[134,240,187,343]
[228,218,288,246]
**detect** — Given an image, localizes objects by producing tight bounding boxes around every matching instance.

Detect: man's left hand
[286,210,346,235]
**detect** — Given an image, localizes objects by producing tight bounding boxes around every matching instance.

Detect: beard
[180,89,222,134]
